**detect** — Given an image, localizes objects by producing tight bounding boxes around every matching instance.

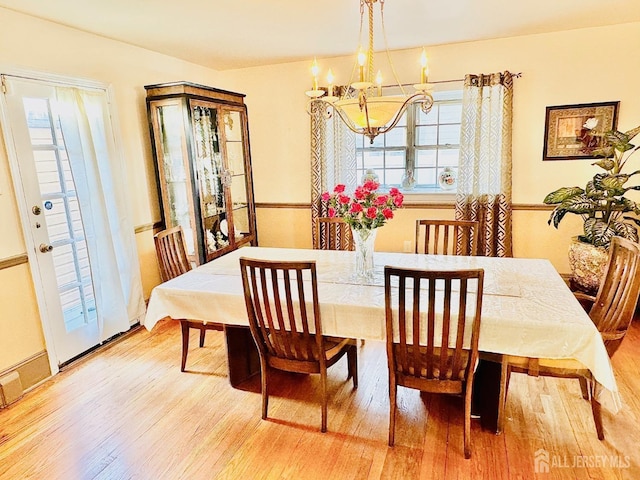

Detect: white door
[2,77,101,365]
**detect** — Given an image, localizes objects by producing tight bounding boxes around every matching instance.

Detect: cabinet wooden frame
[145,82,258,264]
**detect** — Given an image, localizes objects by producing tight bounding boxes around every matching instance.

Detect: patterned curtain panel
[455,71,514,257]
[310,100,357,249]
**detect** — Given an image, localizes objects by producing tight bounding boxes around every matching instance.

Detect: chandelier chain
[379,0,405,95]
[306,0,434,143]
[367,1,374,83]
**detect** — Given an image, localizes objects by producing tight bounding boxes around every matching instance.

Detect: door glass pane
[23,96,97,333]
[33,150,62,194]
[43,198,70,242]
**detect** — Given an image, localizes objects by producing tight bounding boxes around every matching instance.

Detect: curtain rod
[390,72,523,88]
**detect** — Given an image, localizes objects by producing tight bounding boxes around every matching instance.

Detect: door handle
[39,243,54,253]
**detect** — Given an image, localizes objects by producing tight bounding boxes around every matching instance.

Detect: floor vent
[0,371,24,407]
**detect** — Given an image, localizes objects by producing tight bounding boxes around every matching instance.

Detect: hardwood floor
[1,318,639,479]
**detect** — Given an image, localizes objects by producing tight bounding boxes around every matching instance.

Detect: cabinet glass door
[223,109,251,243]
[153,102,197,258]
[191,103,229,258]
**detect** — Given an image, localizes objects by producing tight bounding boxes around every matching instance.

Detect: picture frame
[542,101,619,161]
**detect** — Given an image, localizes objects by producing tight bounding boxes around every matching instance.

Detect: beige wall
[226,21,639,271]
[0,7,638,373]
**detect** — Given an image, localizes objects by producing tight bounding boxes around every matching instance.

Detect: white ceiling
[1,0,639,70]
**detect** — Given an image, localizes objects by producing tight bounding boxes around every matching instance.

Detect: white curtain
[455,72,514,257]
[310,100,357,248]
[56,87,145,340]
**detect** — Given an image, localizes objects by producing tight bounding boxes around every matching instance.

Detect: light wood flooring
[1,318,639,479]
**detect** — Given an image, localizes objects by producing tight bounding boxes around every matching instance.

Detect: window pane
[396,112,407,127]
[385,126,406,147]
[438,148,460,166]
[364,135,385,149]
[439,124,460,145]
[386,150,406,168]
[352,91,462,192]
[439,104,462,124]
[362,150,384,168]
[416,126,437,146]
[415,149,436,167]
[417,104,438,125]
[385,168,404,185]
[415,168,437,185]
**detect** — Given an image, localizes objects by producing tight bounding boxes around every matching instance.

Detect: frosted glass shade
[335,95,407,129]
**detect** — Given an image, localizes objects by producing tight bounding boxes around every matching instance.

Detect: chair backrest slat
[415,220,478,256]
[385,267,484,385]
[412,277,421,377]
[588,237,640,356]
[240,258,324,363]
[154,226,192,282]
[451,278,469,376]
[315,217,354,251]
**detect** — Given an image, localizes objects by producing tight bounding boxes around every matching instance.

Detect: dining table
[143,246,621,423]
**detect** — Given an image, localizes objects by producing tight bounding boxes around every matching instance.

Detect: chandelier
[305,0,434,143]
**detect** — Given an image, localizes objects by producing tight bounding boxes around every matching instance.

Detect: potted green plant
[544,118,640,292]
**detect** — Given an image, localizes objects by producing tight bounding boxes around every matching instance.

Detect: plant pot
[567,237,609,294]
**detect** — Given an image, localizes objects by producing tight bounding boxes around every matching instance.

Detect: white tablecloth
[144,247,620,410]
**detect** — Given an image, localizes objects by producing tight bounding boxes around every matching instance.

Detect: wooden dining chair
[573,236,640,358]
[415,219,478,256]
[384,266,485,458]
[497,237,640,440]
[154,226,223,372]
[314,217,354,251]
[239,257,358,432]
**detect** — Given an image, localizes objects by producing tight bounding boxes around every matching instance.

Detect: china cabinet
[145,82,257,264]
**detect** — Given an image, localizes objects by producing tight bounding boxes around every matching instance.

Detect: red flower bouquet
[321,180,404,231]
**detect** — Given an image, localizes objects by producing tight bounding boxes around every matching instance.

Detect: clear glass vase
[351,227,377,282]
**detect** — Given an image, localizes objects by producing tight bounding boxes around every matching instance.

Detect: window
[355,90,462,192]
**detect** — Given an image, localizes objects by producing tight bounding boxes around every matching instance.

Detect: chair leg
[260,361,269,420]
[348,346,358,388]
[199,327,206,348]
[388,381,397,446]
[497,356,510,435]
[180,320,190,372]
[589,379,605,440]
[321,369,328,433]
[579,377,590,400]
[464,381,473,459]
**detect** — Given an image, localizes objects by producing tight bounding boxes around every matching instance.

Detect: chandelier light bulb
[357,48,367,82]
[420,48,429,84]
[327,69,335,97]
[375,70,383,95]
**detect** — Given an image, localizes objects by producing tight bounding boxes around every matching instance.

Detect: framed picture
[542,101,619,161]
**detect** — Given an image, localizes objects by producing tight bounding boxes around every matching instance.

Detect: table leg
[472,357,502,432]
[224,325,260,390]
